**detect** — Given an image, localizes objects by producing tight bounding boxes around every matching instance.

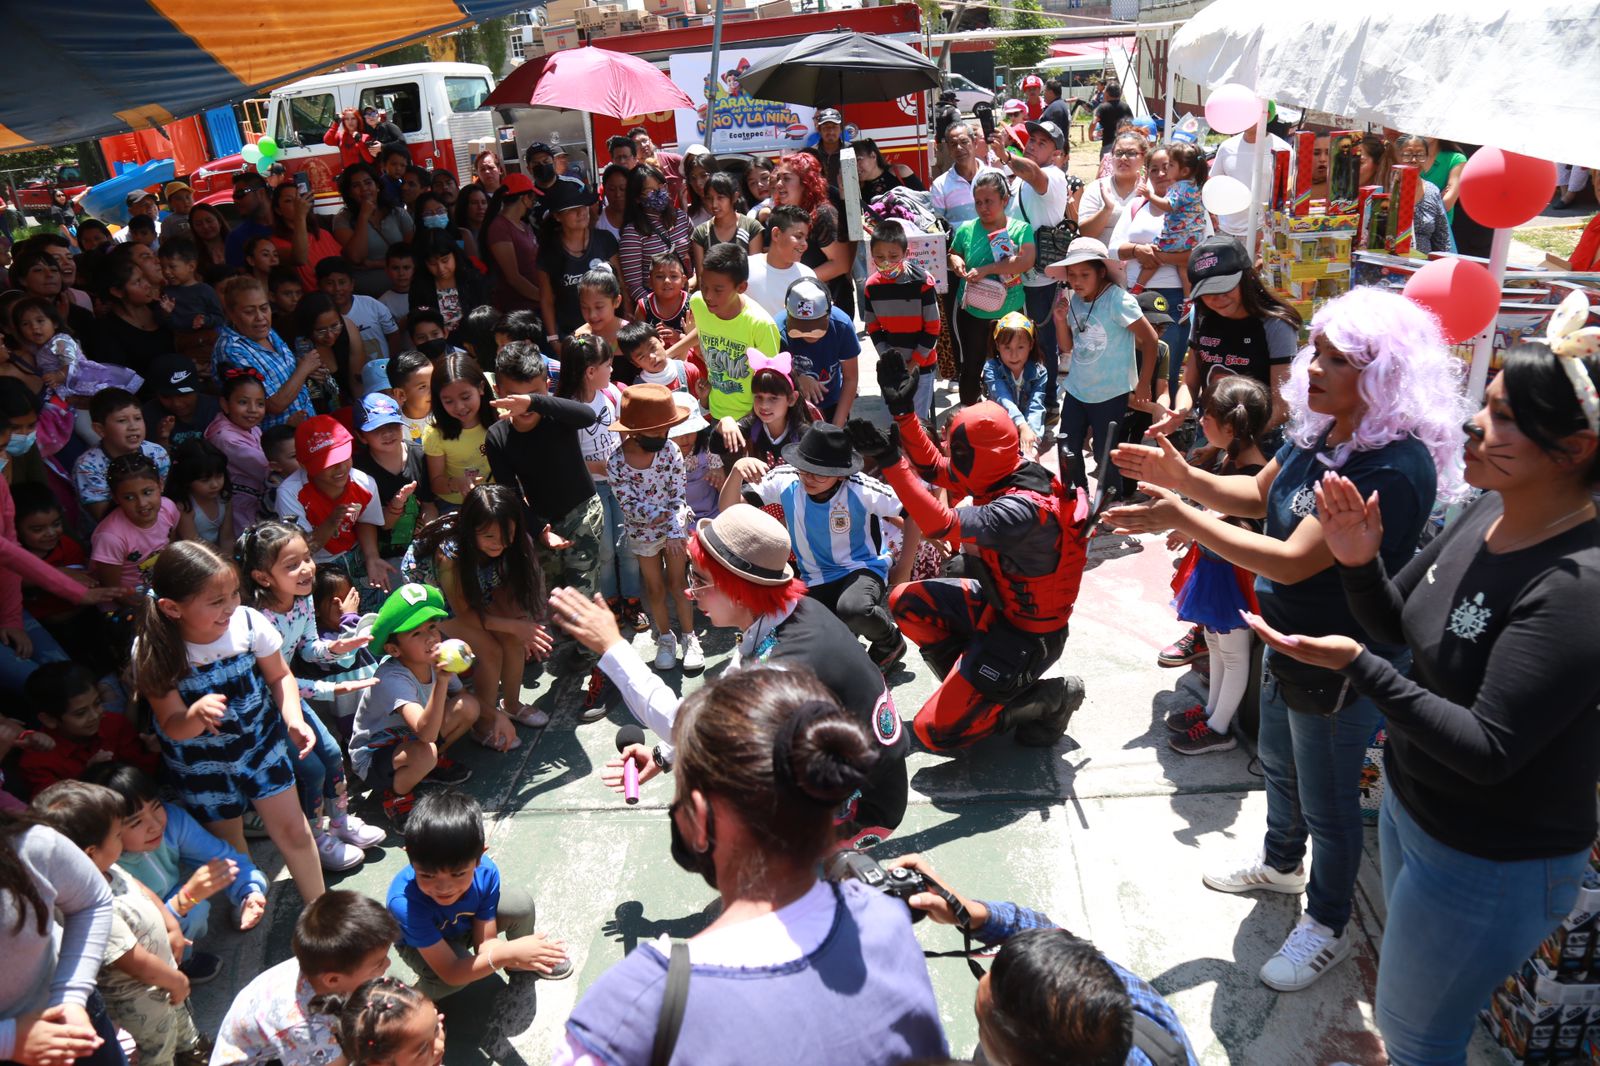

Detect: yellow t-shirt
[422,422,491,504]
[690,292,783,422]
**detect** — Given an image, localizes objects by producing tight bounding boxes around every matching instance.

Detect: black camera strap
[651,941,692,1066]
[921,877,985,979]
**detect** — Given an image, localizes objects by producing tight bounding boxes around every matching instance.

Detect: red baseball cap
[295,414,354,474]
[500,173,536,196]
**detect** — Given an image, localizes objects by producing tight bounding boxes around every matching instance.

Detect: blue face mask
[644,188,671,212]
[421,213,450,230]
[5,432,35,457]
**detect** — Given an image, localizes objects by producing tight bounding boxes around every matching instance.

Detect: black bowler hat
[782,423,862,478]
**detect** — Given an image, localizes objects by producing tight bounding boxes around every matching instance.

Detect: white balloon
[1201,175,1252,216]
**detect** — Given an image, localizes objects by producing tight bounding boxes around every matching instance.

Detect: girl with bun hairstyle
[559,667,946,1066]
[311,976,443,1066]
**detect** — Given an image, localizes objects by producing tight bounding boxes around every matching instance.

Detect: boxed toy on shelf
[1262,202,1358,328]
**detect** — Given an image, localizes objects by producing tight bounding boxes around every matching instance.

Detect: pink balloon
[1204,84,1261,136]
[1402,257,1500,344]
[1457,148,1558,229]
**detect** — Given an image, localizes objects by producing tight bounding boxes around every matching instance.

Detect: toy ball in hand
[437,639,475,674]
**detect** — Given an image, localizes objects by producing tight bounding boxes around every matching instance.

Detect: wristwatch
[652,744,674,774]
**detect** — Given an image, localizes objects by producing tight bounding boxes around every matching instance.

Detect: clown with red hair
[548,504,910,846]
[847,358,1090,750]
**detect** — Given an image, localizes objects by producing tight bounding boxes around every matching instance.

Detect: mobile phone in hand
[294,171,311,197]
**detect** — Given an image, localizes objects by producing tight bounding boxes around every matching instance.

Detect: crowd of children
[0,125,1269,1066]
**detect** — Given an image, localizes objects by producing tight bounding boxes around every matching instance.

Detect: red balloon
[1457,148,1557,229]
[1403,257,1500,343]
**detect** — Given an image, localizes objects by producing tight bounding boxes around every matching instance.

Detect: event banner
[669,48,817,153]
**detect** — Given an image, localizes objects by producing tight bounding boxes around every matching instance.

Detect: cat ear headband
[1546,290,1600,434]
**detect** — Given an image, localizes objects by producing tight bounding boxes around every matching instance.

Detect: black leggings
[955,307,996,407]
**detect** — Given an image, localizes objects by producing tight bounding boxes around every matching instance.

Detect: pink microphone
[616,725,647,805]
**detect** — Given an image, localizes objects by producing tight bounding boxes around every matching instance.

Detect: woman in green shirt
[1417,137,1467,219]
[948,171,1035,406]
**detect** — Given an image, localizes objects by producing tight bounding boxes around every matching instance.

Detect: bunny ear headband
[1546,290,1600,434]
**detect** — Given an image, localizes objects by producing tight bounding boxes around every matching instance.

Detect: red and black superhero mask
[946,402,1023,500]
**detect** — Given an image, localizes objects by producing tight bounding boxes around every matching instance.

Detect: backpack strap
[650,940,692,1066]
[1130,1012,1186,1066]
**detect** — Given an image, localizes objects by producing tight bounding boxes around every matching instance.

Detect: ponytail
[135,540,237,696]
[310,976,434,1066]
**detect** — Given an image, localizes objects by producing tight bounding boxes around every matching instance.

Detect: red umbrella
[485,46,694,119]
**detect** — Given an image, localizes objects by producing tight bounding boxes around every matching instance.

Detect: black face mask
[636,434,670,453]
[532,162,556,183]
[417,338,449,360]
[669,800,718,888]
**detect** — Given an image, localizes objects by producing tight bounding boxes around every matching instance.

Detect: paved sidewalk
[188,354,1500,1065]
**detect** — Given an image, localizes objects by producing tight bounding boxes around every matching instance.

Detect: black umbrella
[734,30,941,108]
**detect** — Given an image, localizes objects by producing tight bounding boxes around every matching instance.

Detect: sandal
[469,726,522,752]
[503,702,551,729]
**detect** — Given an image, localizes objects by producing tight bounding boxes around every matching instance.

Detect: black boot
[1012,676,1087,748]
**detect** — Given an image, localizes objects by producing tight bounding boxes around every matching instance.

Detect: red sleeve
[893,410,961,494]
[0,536,90,630]
[102,714,159,775]
[876,453,962,544]
[18,742,79,798]
[1572,214,1600,272]
[323,125,341,149]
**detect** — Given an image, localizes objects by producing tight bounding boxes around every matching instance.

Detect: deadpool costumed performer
[847,359,1089,750]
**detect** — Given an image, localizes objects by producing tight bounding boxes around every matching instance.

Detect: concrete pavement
[186,353,1502,1065]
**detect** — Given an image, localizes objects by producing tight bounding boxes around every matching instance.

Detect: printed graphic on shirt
[1072,321,1108,366]
[1289,485,1317,518]
[704,338,751,398]
[1447,592,1492,641]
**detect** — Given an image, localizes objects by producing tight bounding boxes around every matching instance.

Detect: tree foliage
[455,18,511,78]
[994,0,1051,74]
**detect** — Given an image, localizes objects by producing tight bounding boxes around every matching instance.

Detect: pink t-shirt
[205,413,269,527]
[91,498,179,591]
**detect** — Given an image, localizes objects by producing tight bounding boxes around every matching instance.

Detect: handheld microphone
[616,725,647,805]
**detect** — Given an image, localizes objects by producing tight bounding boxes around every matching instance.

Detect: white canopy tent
[1168,0,1600,398]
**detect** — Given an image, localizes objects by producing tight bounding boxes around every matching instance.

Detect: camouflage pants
[104,989,202,1066]
[545,495,604,599]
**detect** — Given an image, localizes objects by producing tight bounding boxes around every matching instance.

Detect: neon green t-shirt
[691,292,783,421]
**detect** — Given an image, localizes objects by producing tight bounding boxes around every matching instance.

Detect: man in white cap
[806,107,848,202]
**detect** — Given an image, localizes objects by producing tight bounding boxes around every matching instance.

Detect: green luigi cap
[370,583,448,652]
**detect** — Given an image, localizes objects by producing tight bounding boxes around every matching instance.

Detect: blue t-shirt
[1063,284,1144,404]
[777,305,860,411]
[1256,433,1436,641]
[387,855,502,948]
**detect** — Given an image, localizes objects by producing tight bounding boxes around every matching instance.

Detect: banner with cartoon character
[669,48,817,153]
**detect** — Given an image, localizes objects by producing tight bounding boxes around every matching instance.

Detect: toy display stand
[1481,790,1600,1064]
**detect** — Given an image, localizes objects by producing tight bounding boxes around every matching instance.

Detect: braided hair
[310,976,436,1065]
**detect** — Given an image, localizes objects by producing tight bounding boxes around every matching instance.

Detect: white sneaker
[653,632,678,670]
[329,813,385,849]
[316,830,365,872]
[1202,852,1308,895]
[681,631,704,673]
[1260,914,1352,991]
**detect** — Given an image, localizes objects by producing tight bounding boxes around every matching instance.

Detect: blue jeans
[0,612,69,695]
[1024,283,1061,413]
[1376,790,1588,1065]
[292,705,344,820]
[594,480,641,603]
[1150,285,1192,395]
[1058,391,1127,490]
[1257,649,1405,935]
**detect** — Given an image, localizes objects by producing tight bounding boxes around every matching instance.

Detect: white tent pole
[1244,104,1268,255]
[1163,33,1175,138]
[1466,227,1512,402]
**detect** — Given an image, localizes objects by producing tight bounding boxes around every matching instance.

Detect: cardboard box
[1270,210,1360,234]
[1327,129,1363,214]
[1291,131,1315,217]
[575,5,609,27]
[545,0,585,21]
[904,230,949,294]
[1270,148,1292,213]
[759,0,793,16]
[1353,185,1384,248]
[644,0,690,13]
[540,21,580,50]
[1386,164,1420,257]
[640,13,668,30]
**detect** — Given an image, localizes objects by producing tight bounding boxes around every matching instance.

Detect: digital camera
[824,851,930,922]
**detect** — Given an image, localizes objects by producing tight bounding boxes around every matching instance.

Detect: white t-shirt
[744,255,817,320]
[184,606,282,668]
[1109,196,1216,290]
[1209,132,1291,237]
[378,289,410,327]
[344,295,398,366]
[579,387,621,482]
[1077,175,1142,243]
[1008,165,1070,286]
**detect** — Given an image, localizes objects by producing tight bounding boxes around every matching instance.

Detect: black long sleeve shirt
[484,392,598,534]
[1338,493,1600,860]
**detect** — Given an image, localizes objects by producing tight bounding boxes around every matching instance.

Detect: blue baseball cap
[359,392,406,432]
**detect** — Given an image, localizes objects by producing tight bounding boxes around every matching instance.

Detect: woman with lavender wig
[1106,286,1470,996]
